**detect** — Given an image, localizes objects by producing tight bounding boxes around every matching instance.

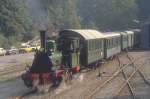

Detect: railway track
[12,52,150,99]
[116,55,136,99]
[15,90,37,99]
[86,52,150,99]
[113,52,150,99]
[0,65,26,76]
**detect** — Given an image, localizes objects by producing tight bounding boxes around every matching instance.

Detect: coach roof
[103,32,121,38]
[125,31,134,34]
[60,29,104,40]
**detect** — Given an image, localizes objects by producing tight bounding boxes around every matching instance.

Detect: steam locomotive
[21,30,80,89]
[21,29,140,90]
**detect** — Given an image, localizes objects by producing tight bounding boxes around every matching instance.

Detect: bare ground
[0,51,150,99]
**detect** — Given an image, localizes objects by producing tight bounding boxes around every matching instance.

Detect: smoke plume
[26,0,49,30]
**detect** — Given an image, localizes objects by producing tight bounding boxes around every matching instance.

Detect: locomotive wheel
[21,74,33,88]
[63,70,72,84]
[24,80,33,88]
[53,77,62,87]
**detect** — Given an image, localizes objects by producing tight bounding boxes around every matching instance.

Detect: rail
[86,53,150,99]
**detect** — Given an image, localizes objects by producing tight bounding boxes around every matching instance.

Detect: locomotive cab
[60,38,80,69]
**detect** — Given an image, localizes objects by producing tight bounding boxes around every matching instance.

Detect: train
[21,29,140,90]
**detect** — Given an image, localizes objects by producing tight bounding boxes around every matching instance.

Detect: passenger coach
[59,29,104,68]
[103,32,121,59]
[120,32,128,50]
[133,29,140,47]
[125,31,134,49]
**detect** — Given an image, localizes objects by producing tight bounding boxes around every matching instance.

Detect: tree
[76,0,138,31]
[26,0,81,32]
[47,0,81,30]
[0,0,32,44]
[136,0,150,23]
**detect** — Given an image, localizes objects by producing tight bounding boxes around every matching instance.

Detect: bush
[0,34,8,48]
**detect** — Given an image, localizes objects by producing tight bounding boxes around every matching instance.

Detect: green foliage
[0,33,21,48]
[136,0,150,23]
[77,0,138,31]
[0,0,150,48]
[0,0,32,46]
[0,34,8,47]
[44,0,81,29]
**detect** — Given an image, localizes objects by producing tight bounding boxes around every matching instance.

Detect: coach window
[109,39,111,48]
[109,39,112,48]
[108,39,111,48]
[91,40,93,50]
[94,40,96,50]
[113,38,115,47]
[112,38,113,48]
[88,40,90,51]
[99,40,101,49]
[90,40,92,50]
[101,40,103,50]
[112,38,114,47]
[109,39,110,48]
[91,40,94,50]
[92,40,95,50]
[97,40,99,49]
[107,40,109,48]
[115,38,117,46]
[116,38,118,46]
[95,40,97,49]
[96,40,99,49]
[119,37,120,45]
[114,38,116,47]
[117,38,119,46]
[115,38,117,47]
[87,40,89,51]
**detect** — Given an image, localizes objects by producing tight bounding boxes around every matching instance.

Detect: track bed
[0,50,150,99]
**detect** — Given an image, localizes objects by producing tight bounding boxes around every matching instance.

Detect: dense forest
[0,0,150,47]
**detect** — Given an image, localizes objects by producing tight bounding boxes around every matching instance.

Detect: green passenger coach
[103,32,121,59]
[120,32,128,50]
[59,29,104,68]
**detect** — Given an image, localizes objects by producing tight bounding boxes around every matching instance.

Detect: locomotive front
[21,30,62,90]
[21,30,81,91]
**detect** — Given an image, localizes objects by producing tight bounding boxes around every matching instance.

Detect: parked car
[6,46,19,55]
[0,48,6,56]
[19,45,33,53]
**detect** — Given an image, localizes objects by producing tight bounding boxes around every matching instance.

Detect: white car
[6,46,19,55]
[0,48,6,56]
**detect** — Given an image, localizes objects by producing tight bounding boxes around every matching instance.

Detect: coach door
[70,39,80,67]
[61,38,80,68]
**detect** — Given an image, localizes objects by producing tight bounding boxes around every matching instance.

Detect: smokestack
[40,30,46,51]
